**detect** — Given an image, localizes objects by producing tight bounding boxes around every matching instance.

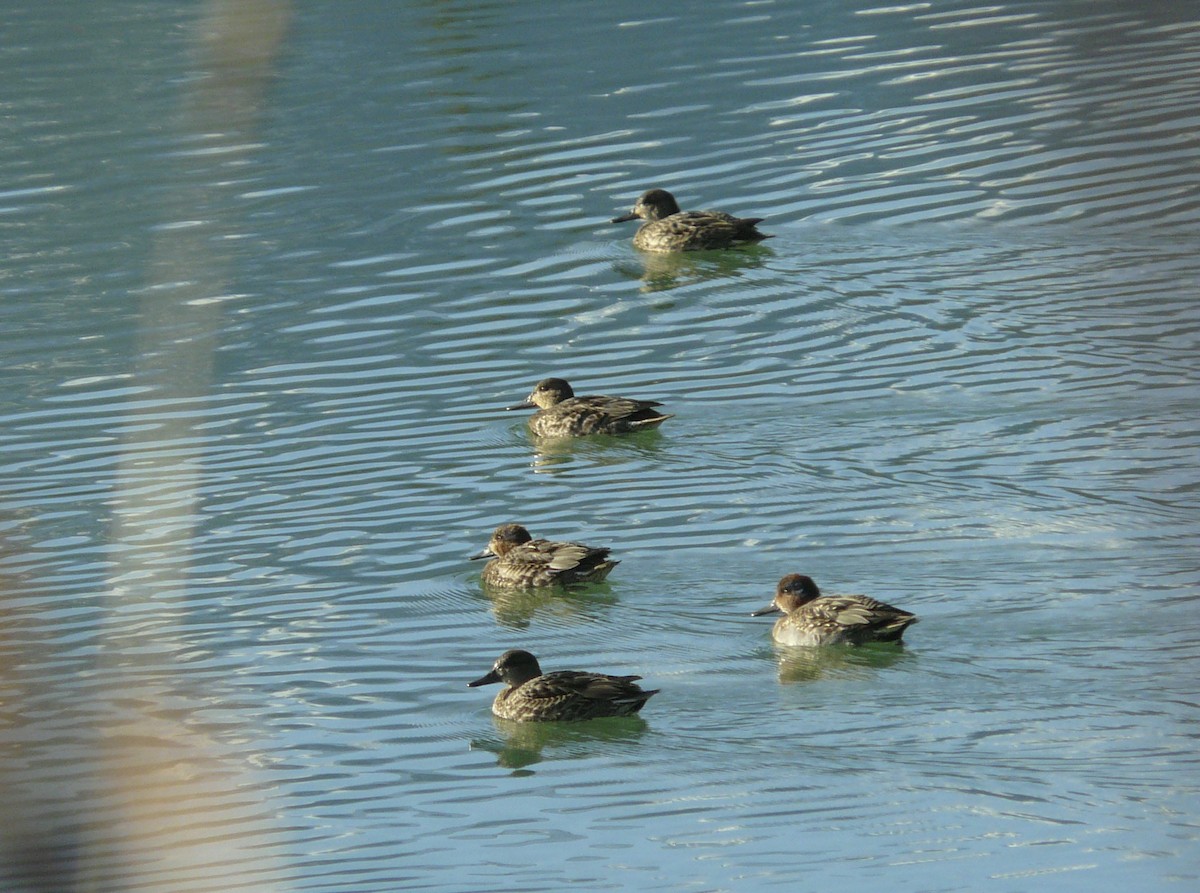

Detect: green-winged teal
[471,523,618,588]
[611,188,771,252]
[751,573,918,646]
[468,649,659,722]
[507,377,673,437]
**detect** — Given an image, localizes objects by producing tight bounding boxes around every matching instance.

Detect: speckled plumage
[751,573,918,646]
[468,649,659,722]
[471,523,618,588]
[506,377,672,437]
[611,188,770,252]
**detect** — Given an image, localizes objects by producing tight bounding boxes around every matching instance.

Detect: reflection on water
[612,243,773,293]
[524,429,672,474]
[474,581,620,629]
[471,715,652,773]
[769,641,913,684]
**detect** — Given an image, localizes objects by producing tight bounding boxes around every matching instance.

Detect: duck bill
[610,212,639,223]
[467,669,501,688]
[469,548,496,561]
[750,603,783,617]
[506,398,536,410]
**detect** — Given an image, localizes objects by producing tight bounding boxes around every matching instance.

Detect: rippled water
[2,1,1198,891]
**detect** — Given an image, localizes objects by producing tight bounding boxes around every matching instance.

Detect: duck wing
[521,671,638,701]
[806,594,917,634]
[576,672,650,702]
[511,538,611,573]
[571,395,672,429]
[662,211,740,246]
[576,394,663,412]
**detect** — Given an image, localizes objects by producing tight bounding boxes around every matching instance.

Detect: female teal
[469,650,659,722]
[611,188,770,251]
[506,377,672,437]
[471,523,618,588]
[752,574,918,646]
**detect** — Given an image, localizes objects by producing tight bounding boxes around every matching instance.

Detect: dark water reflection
[768,641,914,684]
[612,240,775,293]
[2,0,1199,891]
[471,715,652,773]
[474,581,621,630]
[523,428,672,474]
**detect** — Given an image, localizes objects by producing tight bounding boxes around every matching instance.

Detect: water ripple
[3,1,1199,891]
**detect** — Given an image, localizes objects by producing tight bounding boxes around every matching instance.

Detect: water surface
[2,1,1198,891]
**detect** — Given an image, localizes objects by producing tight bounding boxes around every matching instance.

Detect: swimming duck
[507,377,673,437]
[471,523,618,588]
[468,649,659,722]
[611,188,770,252]
[751,573,918,646]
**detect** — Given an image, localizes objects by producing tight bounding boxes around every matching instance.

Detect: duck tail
[736,218,770,241]
[878,613,918,640]
[629,412,675,431]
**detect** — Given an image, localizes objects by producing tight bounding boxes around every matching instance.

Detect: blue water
[2,1,1198,891]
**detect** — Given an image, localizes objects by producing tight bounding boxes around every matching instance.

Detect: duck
[611,188,770,252]
[506,377,673,437]
[468,649,659,721]
[471,523,618,588]
[751,573,918,646]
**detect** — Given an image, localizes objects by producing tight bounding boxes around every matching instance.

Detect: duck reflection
[476,581,619,629]
[525,429,669,474]
[470,714,651,772]
[613,244,771,293]
[771,642,912,684]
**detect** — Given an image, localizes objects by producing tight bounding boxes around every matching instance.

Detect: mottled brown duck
[751,573,918,646]
[611,188,770,251]
[506,377,672,437]
[471,523,618,588]
[468,649,659,721]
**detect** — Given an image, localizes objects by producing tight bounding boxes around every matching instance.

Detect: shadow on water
[0,3,296,892]
[473,581,620,629]
[612,244,773,294]
[764,642,915,684]
[470,715,652,773]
